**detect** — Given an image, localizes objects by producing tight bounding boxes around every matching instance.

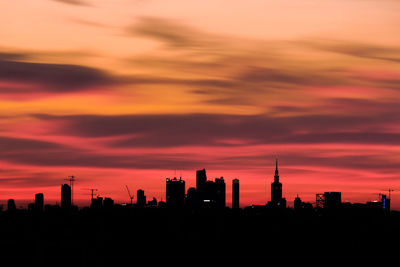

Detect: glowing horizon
[1,0,400,209]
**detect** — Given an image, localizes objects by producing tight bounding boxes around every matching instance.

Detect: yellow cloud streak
[0,93,262,116]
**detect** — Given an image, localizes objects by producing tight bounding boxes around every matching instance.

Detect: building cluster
[2,160,393,214]
[166,169,238,209]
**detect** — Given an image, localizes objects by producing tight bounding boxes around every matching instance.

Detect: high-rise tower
[215,177,226,208]
[35,193,44,212]
[271,159,282,205]
[166,177,185,209]
[196,168,207,204]
[136,189,146,207]
[61,184,71,209]
[232,179,239,209]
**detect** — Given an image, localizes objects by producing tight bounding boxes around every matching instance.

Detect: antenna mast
[389,188,394,199]
[89,189,98,200]
[65,175,76,206]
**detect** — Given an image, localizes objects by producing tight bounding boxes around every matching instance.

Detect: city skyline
[2,2,400,265]
[0,160,395,211]
[1,1,400,210]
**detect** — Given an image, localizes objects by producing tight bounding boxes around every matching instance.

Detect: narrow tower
[271,159,282,206]
[232,179,239,209]
[196,169,207,203]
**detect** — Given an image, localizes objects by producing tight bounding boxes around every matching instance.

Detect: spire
[274,158,279,182]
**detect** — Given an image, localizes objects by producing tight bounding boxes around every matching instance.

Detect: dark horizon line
[1,164,396,211]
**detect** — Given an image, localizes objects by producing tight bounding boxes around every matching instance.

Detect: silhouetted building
[61,184,71,209]
[366,194,391,214]
[271,159,282,204]
[215,177,226,208]
[7,199,16,212]
[232,179,239,209]
[28,203,35,211]
[381,194,390,213]
[293,196,312,211]
[196,168,207,201]
[324,192,341,210]
[270,159,285,208]
[186,187,198,209]
[316,193,325,209]
[148,197,157,206]
[91,197,103,209]
[194,169,227,208]
[196,177,227,208]
[166,177,185,209]
[294,195,302,211]
[203,180,216,205]
[35,193,44,212]
[196,169,207,189]
[137,189,146,207]
[104,197,114,209]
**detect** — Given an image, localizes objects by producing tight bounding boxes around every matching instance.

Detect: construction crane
[81,188,98,207]
[65,175,76,206]
[125,185,134,206]
[87,188,98,200]
[379,188,395,199]
[388,189,394,199]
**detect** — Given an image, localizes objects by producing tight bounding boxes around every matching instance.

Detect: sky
[1,0,400,209]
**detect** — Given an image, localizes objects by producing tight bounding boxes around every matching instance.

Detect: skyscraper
[166,177,185,209]
[382,194,391,213]
[186,187,197,209]
[195,169,226,208]
[215,177,226,208]
[91,196,103,209]
[271,159,282,205]
[61,184,71,209]
[294,195,302,211]
[196,169,207,189]
[232,179,239,209]
[137,189,146,207]
[196,169,207,202]
[203,180,216,205]
[35,193,44,212]
[7,199,16,212]
[324,192,341,210]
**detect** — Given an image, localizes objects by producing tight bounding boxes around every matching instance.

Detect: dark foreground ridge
[1,162,399,265]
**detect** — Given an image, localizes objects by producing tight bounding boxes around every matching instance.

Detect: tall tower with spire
[271,159,283,206]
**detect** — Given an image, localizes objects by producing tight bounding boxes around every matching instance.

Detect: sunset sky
[1,0,400,209]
